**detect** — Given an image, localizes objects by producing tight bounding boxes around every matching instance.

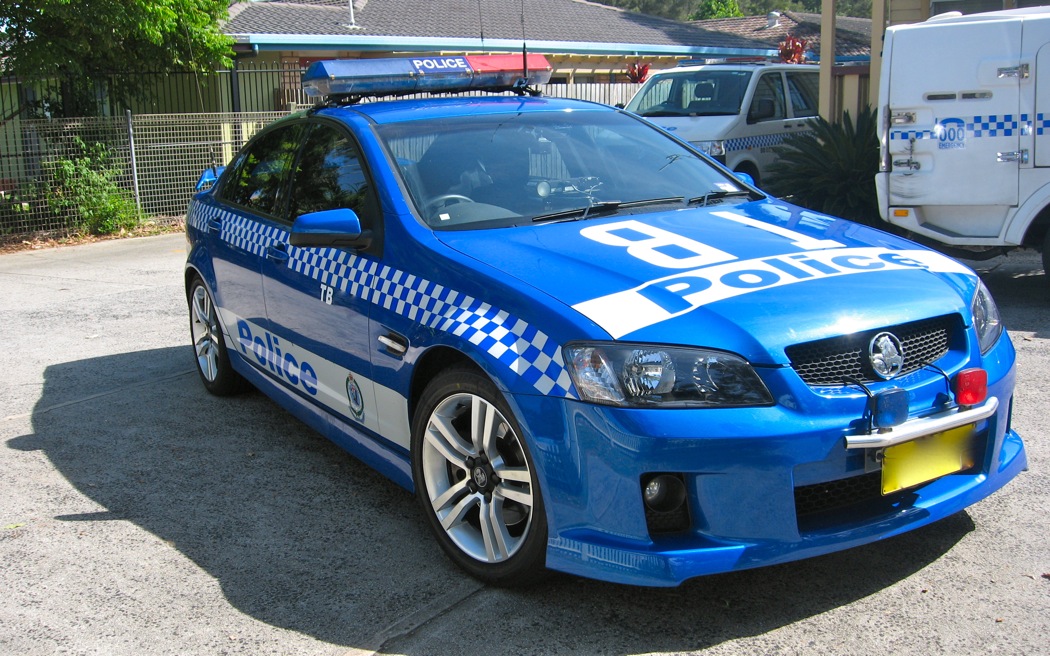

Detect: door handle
[207,218,221,234]
[997,150,1029,164]
[266,242,290,263]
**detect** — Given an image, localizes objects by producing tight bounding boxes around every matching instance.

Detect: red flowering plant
[626,61,650,83]
[779,36,808,64]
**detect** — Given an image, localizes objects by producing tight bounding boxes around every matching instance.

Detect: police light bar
[302,54,554,98]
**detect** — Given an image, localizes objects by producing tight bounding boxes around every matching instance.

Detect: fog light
[642,474,687,513]
[954,368,987,406]
[874,388,909,428]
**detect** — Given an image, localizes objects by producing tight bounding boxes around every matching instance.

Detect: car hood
[435,201,977,365]
[645,115,738,141]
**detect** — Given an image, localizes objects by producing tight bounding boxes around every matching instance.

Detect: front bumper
[510,353,1027,587]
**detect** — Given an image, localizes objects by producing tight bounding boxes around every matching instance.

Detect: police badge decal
[346,373,365,421]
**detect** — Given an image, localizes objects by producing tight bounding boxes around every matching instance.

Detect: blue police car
[184,54,1026,587]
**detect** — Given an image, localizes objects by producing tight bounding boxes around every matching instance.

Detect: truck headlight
[692,140,726,157]
[971,280,1003,354]
[564,343,773,408]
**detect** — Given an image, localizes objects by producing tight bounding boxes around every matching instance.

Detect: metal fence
[0,75,641,239]
[1,111,287,237]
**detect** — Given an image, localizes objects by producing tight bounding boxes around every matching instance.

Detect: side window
[289,124,380,229]
[221,124,304,216]
[787,72,820,118]
[747,73,786,123]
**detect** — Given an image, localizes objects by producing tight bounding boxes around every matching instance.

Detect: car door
[259,120,389,435]
[740,71,790,183]
[205,122,305,360]
[786,70,820,124]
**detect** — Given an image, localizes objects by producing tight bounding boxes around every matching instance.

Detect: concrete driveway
[1,234,1046,655]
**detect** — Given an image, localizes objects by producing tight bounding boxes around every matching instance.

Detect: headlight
[564,343,773,408]
[971,280,1003,354]
[692,140,726,157]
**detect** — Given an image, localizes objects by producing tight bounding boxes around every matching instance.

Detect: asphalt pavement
[0,233,1046,655]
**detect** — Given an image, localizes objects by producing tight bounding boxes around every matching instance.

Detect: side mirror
[733,171,756,187]
[195,165,226,191]
[747,98,776,123]
[290,208,372,249]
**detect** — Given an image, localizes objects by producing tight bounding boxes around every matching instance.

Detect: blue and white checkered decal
[1036,113,1050,136]
[189,200,577,398]
[725,133,786,152]
[891,114,1029,141]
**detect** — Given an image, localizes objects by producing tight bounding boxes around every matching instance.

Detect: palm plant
[766,107,881,226]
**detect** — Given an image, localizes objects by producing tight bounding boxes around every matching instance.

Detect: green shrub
[766,108,881,226]
[43,138,140,235]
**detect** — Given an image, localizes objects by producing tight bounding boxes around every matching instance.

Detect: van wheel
[1043,230,1050,277]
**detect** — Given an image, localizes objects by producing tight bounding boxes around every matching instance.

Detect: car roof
[653,62,819,75]
[314,95,614,125]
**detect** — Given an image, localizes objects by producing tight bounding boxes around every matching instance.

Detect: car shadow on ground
[9,346,975,652]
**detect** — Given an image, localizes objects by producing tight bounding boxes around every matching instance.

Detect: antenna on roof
[477,0,485,45]
[347,0,356,27]
[520,0,528,84]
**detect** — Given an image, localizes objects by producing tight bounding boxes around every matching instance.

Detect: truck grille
[785,315,954,387]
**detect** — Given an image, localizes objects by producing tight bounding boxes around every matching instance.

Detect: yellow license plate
[881,424,976,495]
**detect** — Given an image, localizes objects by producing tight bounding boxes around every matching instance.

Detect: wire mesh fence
[1,111,288,239]
[0,66,641,240]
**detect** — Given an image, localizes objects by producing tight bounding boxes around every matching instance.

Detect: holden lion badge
[869,332,905,379]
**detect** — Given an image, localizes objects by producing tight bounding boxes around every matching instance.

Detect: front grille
[794,471,883,518]
[785,315,954,387]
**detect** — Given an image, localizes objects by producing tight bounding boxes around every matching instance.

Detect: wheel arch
[184,264,205,298]
[407,346,487,425]
[1007,180,1050,247]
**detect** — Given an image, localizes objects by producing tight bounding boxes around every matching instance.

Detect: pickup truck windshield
[625,69,751,118]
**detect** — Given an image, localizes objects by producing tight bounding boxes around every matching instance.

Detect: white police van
[624,61,820,186]
[875,7,1050,273]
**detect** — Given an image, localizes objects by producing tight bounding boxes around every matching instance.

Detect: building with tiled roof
[223,0,780,82]
[688,11,872,62]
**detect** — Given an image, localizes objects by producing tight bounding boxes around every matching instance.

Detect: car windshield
[375,109,753,229]
[624,69,751,118]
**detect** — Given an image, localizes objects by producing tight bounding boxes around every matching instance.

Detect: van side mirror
[290,208,372,249]
[748,98,776,123]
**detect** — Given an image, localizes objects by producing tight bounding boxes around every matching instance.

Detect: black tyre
[188,275,248,396]
[411,367,547,586]
[1042,230,1050,278]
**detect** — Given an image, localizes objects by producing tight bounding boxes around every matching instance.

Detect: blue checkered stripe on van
[189,201,576,398]
[891,114,1028,141]
[968,114,1024,137]
[1035,113,1050,135]
[725,133,786,152]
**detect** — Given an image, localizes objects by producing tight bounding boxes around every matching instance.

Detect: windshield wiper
[638,110,684,117]
[687,190,754,207]
[531,197,686,223]
[532,201,622,223]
